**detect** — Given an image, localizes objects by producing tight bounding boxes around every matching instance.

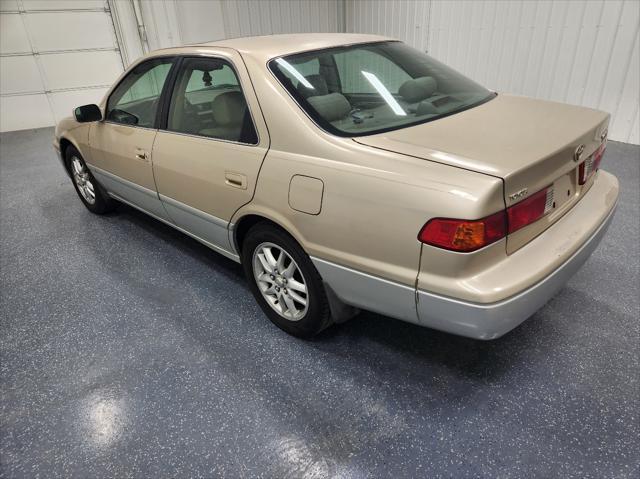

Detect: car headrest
[211,91,246,126]
[399,76,437,103]
[307,93,351,122]
[297,74,329,98]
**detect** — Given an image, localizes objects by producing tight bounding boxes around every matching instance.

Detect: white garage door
[0,0,124,132]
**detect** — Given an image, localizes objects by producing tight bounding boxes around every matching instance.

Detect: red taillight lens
[418,211,506,252]
[506,186,553,234]
[579,143,606,185]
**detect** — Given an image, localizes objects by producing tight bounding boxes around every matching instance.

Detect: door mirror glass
[74,104,102,122]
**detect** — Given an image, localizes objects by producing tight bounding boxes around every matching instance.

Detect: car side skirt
[88,164,241,263]
[159,193,234,255]
[90,164,169,220]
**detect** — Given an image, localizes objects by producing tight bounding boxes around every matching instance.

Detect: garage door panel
[0,13,31,54]
[0,56,44,94]
[25,11,116,52]
[0,94,54,131]
[0,1,20,12]
[49,87,109,123]
[39,50,122,90]
[22,0,107,10]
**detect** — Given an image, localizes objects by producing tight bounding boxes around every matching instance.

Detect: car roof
[151,33,395,63]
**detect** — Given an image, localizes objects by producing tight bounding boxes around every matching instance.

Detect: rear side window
[106,58,173,128]
[167,57,258,145]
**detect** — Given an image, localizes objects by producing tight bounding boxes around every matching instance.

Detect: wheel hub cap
[252,242,309,321]
[71,157,96,205]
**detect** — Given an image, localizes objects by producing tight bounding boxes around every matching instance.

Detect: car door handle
[225,172,247,189]
[134,149,149,162]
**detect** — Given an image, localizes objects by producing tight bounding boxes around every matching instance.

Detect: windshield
[269,41,495,137]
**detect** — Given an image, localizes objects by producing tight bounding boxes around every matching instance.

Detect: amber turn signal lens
[418,211,506,252]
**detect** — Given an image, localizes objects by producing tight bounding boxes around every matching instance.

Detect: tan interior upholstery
[200,91,247,141]
[307,93,351,122]
[399,76,437,103]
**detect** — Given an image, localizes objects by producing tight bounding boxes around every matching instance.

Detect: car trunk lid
[354,94,609,253]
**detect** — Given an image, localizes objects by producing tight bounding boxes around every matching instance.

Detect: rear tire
[242,223,332,338]
[65,146,115,214]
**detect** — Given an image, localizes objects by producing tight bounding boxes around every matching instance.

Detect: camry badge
[574,144,585,162]
[509,188,528,201]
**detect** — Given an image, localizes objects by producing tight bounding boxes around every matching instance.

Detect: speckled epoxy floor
[1,127,638,478]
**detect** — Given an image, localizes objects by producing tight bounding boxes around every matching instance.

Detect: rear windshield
[269,41,495,137]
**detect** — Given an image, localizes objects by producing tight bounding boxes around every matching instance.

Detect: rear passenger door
[152,50,269,258]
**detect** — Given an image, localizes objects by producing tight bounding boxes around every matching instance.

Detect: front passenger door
[152,52,269,257]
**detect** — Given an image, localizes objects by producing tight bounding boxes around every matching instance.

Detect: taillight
[579,143,606,185]
[419,186,555,251]
[418,211,506,252]
[506,185,554,234]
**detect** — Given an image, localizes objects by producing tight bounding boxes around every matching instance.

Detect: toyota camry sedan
[54,34,618,339]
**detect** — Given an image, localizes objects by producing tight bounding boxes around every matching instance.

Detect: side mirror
[74,104,102,123]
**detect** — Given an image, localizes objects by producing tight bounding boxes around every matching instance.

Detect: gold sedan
[54,34,618,339]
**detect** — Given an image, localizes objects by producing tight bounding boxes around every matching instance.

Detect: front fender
[54,117,93,169]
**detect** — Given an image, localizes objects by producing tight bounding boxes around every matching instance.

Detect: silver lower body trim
[159,193,235,254]
[89,164,169,221]
[311,257,419,324]
[87,164,240,263]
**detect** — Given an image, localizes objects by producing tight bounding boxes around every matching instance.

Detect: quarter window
[167,57,258,144]
[106,58,173,128]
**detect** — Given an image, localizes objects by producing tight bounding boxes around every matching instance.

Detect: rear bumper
[417,170,619,339]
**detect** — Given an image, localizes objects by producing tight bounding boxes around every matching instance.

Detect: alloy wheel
[252,242,309,321]
[71,157,96,205]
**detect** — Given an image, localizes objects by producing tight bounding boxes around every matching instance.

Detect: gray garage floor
[1,127,638,478]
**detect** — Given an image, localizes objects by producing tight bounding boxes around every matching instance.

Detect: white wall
[221,0,345,38]
[132,0,344,54]
[346,0,640,144]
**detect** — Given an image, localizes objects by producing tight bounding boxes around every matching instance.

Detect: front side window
[269,41,495,136]
[106,58,173,127]
[167,57,258,144]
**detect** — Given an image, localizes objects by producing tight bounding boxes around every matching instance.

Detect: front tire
[65,146,115,214]
[242,223,332,338]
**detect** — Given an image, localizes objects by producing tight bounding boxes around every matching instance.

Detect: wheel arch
[232,210,360,324]
[231,210,308,258]
[59,136,85,174]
